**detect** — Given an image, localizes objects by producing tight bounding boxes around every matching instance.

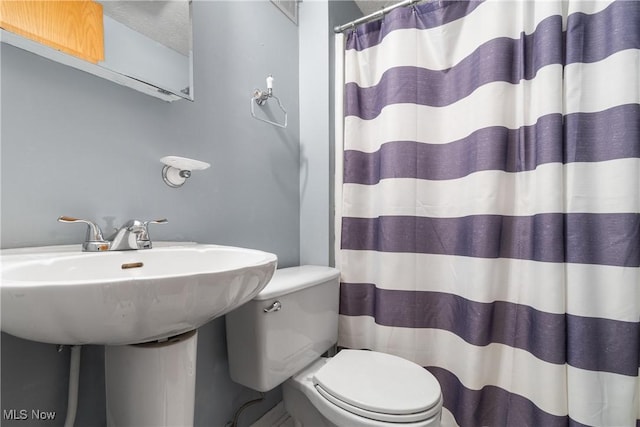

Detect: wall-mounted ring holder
[250,75,288,128]
[160,156,210,188]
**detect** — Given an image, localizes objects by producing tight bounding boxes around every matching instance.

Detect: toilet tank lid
[254,265,340,300]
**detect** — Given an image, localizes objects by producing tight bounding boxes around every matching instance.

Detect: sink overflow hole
[121,262,144,269]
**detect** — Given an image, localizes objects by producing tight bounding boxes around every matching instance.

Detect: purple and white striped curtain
[336,1,639,426]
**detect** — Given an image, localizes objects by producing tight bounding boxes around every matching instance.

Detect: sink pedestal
[105,330,198,426]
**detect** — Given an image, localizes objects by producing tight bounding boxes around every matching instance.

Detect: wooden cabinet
[0,0,104,63]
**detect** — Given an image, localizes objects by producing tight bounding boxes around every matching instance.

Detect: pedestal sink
[1,243,278,425]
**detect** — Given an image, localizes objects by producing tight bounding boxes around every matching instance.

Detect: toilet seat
[312,350,442,423]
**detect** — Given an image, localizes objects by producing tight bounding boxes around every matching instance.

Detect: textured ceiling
[96,0,401,57]
[354,0,403,17]
[98,1,190,56]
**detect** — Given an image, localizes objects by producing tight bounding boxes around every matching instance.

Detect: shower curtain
[336,1,639,426]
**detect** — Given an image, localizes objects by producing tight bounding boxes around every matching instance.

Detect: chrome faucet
[58,216,167,251]
[107,219,167,250]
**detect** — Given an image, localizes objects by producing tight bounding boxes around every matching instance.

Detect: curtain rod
[334,0,422,33]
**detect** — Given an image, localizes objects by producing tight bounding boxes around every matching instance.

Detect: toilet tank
[225,265,340,392]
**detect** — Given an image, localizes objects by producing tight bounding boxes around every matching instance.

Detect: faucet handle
[143,218,168,227]
[57,216,109,251]
[137,218,168,249]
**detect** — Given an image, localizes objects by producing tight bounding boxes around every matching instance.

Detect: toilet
[225,266,443,427]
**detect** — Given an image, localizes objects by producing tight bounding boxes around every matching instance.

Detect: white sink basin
[1,243,277,345]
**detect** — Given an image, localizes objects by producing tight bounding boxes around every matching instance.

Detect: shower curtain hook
[411,0,421,13]
[376,7,385,24]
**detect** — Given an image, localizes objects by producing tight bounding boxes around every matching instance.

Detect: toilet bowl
[225,266,442,426]
[284,352,442,427]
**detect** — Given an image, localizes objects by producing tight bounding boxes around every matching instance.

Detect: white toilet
[225,265,443,427]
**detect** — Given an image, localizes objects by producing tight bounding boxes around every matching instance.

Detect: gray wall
[299,0,330,266]
[1,1,299,426]
[298,0,362,267]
